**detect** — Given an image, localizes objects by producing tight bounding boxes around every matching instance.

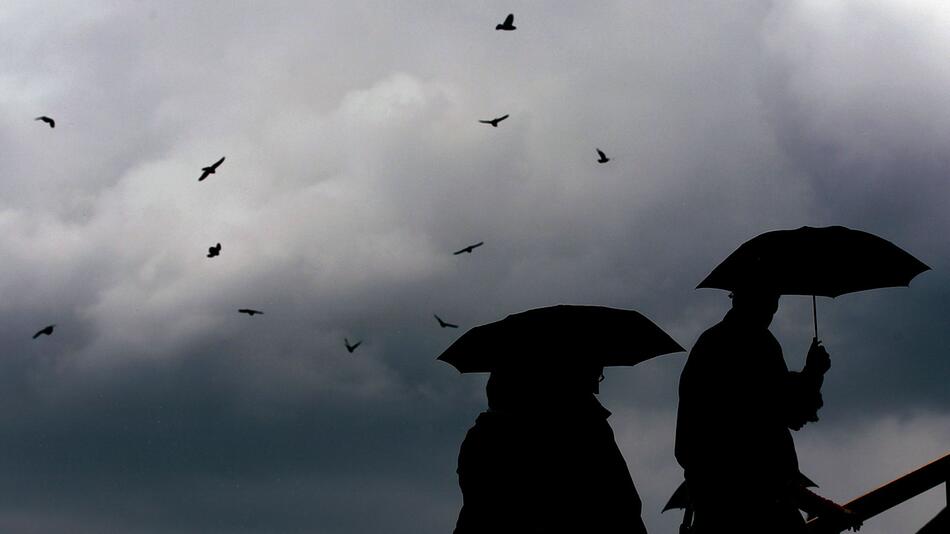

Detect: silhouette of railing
[806,452,949,533]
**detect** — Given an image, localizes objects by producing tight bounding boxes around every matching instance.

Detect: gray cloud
[0,1,946,532]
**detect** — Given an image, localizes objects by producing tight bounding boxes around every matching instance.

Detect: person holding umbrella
[675,226,927,533]
[439,305,685,534]
[674,280,856,533]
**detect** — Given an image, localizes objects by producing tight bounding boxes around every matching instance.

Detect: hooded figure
[453,364,648,534]
[674,287,858,533]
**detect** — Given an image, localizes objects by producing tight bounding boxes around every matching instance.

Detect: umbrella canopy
[697,226,929,297]
[437,305,685,374]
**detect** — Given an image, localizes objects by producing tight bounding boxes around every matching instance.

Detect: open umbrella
[437,304,685,373]
[697,226,929,337]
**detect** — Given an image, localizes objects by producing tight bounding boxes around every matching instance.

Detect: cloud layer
[0,1,947,532]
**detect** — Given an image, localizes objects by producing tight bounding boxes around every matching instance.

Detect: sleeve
[675,329,743,474]
[784,370,824,429]
[677,328,802,495]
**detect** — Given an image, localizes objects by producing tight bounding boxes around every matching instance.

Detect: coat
[674,310,822,533]
[454,396,648,534]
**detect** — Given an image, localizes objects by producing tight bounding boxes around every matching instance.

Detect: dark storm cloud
[0,337,468,533]
[755,1,950,418]
[0,1,946,533]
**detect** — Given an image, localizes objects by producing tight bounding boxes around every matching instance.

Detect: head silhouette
[486,362,604,414]
[730,284,780,328]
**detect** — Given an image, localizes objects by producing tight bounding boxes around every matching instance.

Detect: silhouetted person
[479,115,508,127]
[238,308,263,316]
[198,156,225,181]
[675,284,859,533]
[495,13,516,31]
[32,324,55,339]
[34,116,55,128]
[454,364,648,534]
[453,242,484,255]
[344,338,362,353]
[434,314,459,328]
[596,148,610,164]
[207,243,221,258]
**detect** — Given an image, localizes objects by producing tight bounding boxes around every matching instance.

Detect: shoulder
[682,320,748,384]
[462,412,494,440]
[686,321,730,364]
[690,321,726,351]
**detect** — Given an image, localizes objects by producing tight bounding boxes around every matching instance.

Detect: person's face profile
[591,366,605,394]
[732,289,780,324]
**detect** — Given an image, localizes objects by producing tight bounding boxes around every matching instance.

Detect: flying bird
[479,115,509,127]
[496,13,516,31]
[207,243,221,258]
[198,157,225,181]
[453,241,484,255]
[238,308,263,316]
[596,148,610,164]
[35,116,55,128]
[434,314,459,329]
[32,324,55,339]
[344,338,362,353]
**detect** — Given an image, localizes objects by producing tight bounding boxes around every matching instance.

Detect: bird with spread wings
[32,324,55,339]
[198,157,226,181]
[453,242,484,255]
[434,314,459,329]
[345,338,362,353]
[479,115,509,127]
[35,116,55,128]
[495,13,516,31]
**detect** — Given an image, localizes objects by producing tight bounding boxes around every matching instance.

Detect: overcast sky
[1,1,948,533]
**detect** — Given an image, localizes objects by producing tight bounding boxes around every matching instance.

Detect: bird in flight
[344,338,362,353]
[479,115,509,128]
[35,116,55,128]
[198,157,225,181]
[32,324,55,339]
[434,314,459,329]
[238,308,263,316]
[496,13,516,31]
[596,148,610,164]
[207,243,221,258]
[453,241,484,255]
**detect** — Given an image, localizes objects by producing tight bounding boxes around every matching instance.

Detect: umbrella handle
[812,295,818,340]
